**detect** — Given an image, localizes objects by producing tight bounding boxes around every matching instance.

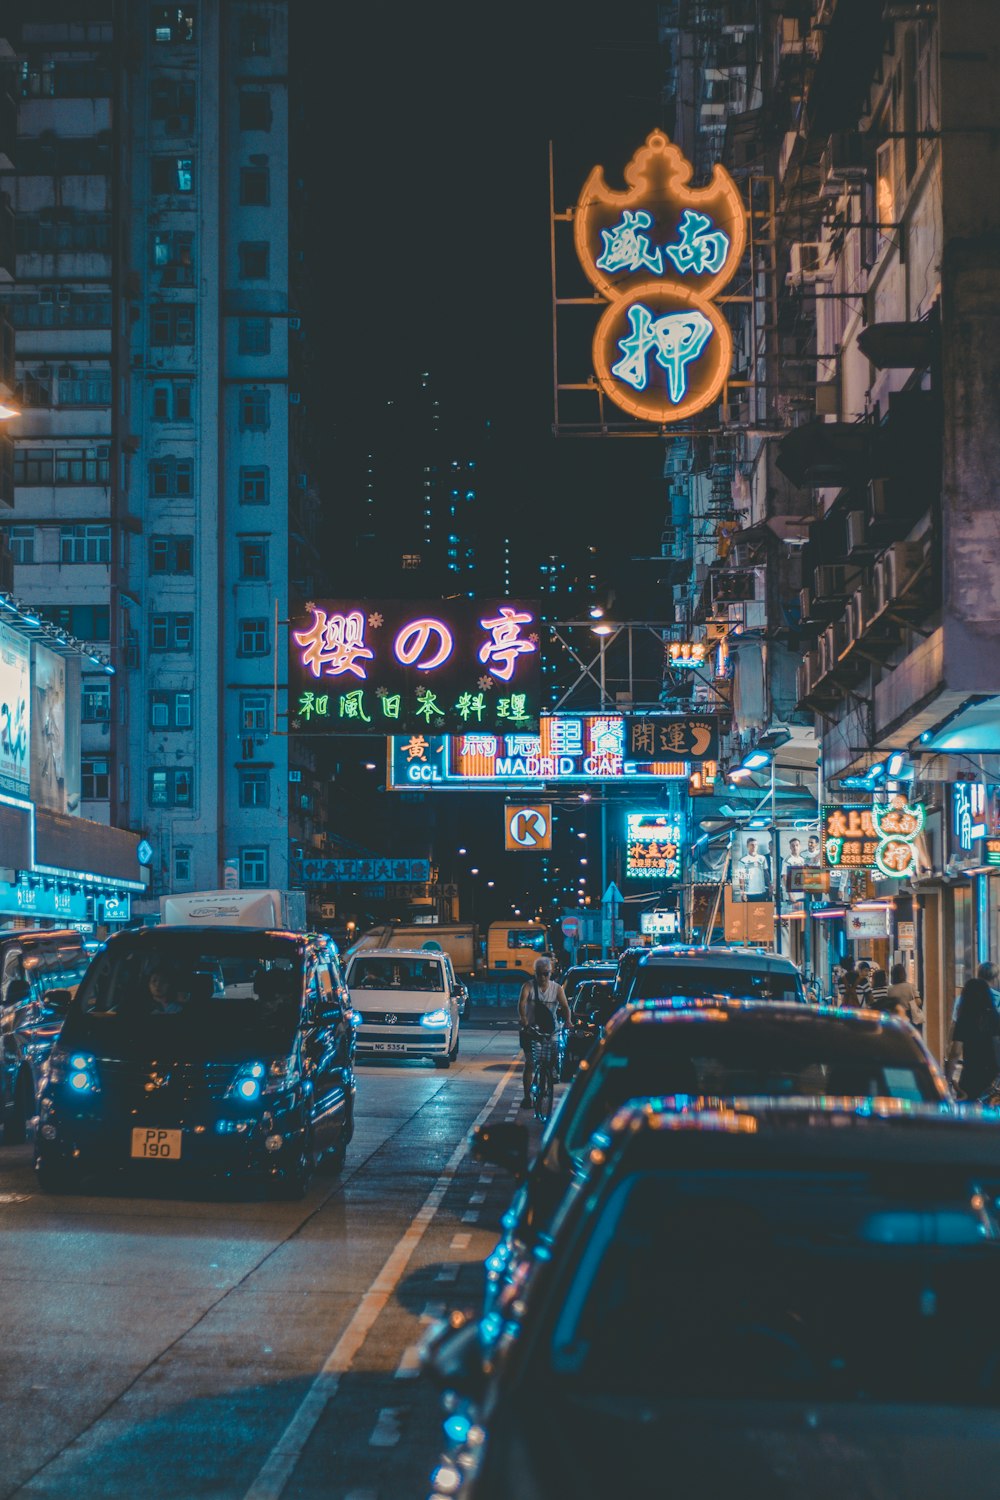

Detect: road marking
[468,1192,485,1205]
[394,1344,421,1380]
[450,1233,470,1250]
[242,1060,515,1500]
[461,1210,479,1223]
[435,1264,460,1283]
[369,1408,403,1447]
[0,1192,31,1204]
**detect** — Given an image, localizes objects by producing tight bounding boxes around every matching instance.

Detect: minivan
[346,948,461,1066]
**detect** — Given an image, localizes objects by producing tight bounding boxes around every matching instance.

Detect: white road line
[468,1192,486,1205]
[369,1408,403,1447]
[450,1233,471,1250]
[394,1345,421,1380]
[461,1210,479,1223]
[241,1060,515,1500]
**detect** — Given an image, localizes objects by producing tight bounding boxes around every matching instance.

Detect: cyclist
[517,955,570,1108]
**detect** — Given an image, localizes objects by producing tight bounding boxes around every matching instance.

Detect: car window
[631,962,803,1002]
[346,955,445,992]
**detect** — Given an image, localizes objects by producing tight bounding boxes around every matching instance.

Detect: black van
[35,926,356,1196]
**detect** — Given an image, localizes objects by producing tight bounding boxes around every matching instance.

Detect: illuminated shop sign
[666,641,707,668]
[952,782,989,855]
[823,798,925,879]
[0,875,89,922]
[293,857,431,885]
[823,805,878,871]
[574,130,745,424]
[625,714,718,761]
[987,840,1000,868]
[625,812,682,882]
[0,621,30,797]
[640,909,681,936]
[289,600,540,734]
[387,715,714,790]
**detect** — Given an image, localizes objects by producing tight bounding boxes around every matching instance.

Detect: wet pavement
[0,1026,532,1500]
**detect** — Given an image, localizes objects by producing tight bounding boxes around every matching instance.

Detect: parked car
[623,944,806,1003]
[473,1000,949,1309]
[428,1099,1000,1500]
[1,929,90,1144]
[565,979,617,1070]
[34,926,356,1196]
[559,962,617,1002]
[345,947,461,1066]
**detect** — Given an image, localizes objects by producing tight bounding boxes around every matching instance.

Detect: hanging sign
[574,130,746,424]
[504,805,552,851]
[871,795,925,879]
[823,805,879,871]
[625,812,683,882]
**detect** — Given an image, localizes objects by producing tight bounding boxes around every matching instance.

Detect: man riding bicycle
[517,955,571,1109]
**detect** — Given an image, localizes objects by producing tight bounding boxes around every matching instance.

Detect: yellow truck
[486,920,551,975]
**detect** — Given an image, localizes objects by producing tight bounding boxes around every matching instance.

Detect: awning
[775,421,894,489]
[857,321,937,371]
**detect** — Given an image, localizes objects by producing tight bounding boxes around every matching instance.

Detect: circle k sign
[505,804,553,852]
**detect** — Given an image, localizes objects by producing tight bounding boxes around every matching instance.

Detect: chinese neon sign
[822,805,878,871]
[289,600,540,734]
[575,130,745,424]
[626,813,682,882]
[667,641,707,668]
[952,782,988,855]
[871,795,925,879]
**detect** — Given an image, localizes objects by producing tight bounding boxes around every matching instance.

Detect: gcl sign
[505,805,553,851]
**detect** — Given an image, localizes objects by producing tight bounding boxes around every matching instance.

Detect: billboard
[289,599,540,734]
[387,715,713,789]
[625,812,682,881]
[504,805,552,851]
[31,643,67,813]
[0,621,30,797]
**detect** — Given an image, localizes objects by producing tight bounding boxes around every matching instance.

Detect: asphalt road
[0,1026,529,1500]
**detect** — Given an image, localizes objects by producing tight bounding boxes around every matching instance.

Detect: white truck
[347,922,477,979]
[159,888,308,931]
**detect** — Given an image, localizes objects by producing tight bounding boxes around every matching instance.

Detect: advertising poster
[731,829,772,902]
[0,621,30,797]
[31,643,67,813]
[777,826,822,901]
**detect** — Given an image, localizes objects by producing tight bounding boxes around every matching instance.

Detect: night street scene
[5,0,1000,1496]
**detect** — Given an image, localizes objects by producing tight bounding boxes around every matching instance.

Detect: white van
[345,948,461,1067]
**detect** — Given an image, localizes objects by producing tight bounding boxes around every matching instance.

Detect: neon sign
[575,130,745,424]
[871,795,925,879]
[626,813,682,882]
[667,642,707,668]
[289,600,540,735]
[952,782,988,855]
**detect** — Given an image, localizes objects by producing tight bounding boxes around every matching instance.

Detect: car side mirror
[422,1311,489,1399]
[5,978,31,1006]
[471,1121,528,1179]
[40,987,72,1014]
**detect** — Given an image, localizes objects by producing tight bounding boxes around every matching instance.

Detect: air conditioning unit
[845,510,867,555]
[813,564,852,602]
[823,620,843,669]
[880,540,925,609]
[786,242,834,287]
[798,585,813,622]
[820,132,867,196]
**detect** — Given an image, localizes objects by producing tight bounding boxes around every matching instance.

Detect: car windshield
[630,961,802,1002]
[549,1167,1000,1404]
[346,955,445,992]
[67,934,302,1043]
[561,1018,941,1155]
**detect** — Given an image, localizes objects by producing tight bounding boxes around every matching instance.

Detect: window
[239,389,270,431]
[149,535,194,574]
[149,767,193,807]
[150,305,195,345]
[152,156,195,194]
[152,380,193,422]
[9,289,110,328]
[149,691,193,730]
[40,604,110,641]
[241,693,270,731]
[150,612,194,651]
[173,846,192,883]
[240,846,269,886]
[82,680,110,722]
[149,457,194,497]
[60,525,111,564]
[239,91,271,131]
[239,465,268,504]
[239,16,270,56]
[239,769,269,808]
[151,230,195,285]
[82,756,110,800]
[238,617,269,656]
[151,77,195,131]
[14,447,110,485]
[58,367,112,406]
[238,317,270,355]
[18,213,111,254]
[239,537,268,579]
[153,6,195,43]
[7,526,35,564]
[240,165,269,206]
[238,242,269,280]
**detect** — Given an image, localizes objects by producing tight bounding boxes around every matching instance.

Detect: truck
[486,920,551,975]
[346,922,478,980]
[159,888,307,931]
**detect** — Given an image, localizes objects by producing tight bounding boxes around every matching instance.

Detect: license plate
[371,1042,407,1053]
[131,1127,182,1160]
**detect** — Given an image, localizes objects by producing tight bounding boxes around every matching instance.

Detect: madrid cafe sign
[574,130,746,423]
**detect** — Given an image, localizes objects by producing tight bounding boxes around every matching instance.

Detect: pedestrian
[840,968,862,1008]
[517,956,570,1108]
[869,967,889,1012]
[886,963,923,1028]
[977,962,1000,1015]
[834,957,855,1004]
[855,960,873,1005]
[948,977,1000,1101]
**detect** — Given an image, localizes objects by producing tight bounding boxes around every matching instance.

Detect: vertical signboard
[31,643,67,813]
[0,621,30,797]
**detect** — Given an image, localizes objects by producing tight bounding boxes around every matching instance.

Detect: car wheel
[3,1070,31,1146]
[448,1029,460,1062]
[433,1055,452,1070]
[36,1152,81,1194]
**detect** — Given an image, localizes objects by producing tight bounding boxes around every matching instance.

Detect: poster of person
[732,829,772,902]
[777,826,822,900]
[30,643,67,813]
[0,620,30,797]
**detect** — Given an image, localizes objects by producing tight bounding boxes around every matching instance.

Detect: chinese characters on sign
[626,813,683,882]
[952,782,989,855]
[574,130,746,423]
[823,798,925,879]
[822,805,879,871]
[294,857,431,885]
[625,715,718,762]
[289,600,540,734]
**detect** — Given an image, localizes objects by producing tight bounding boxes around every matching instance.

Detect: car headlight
[420,1008,450,1028]
[349,1009,363,1027]
[228,1058,295,1102]
[49,1049,101,1095]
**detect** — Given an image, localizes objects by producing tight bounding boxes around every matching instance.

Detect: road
[0,1025,527,1500]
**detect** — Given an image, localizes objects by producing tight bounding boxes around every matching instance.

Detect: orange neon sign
[574,130,746,424]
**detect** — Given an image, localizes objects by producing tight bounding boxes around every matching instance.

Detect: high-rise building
[1,2,324,908]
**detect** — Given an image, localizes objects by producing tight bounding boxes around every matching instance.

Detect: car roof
[603,996,916,1037]
[0,927,84,946]
[346,947,448,963]
[640,946,800,973]
[109,925,303,942]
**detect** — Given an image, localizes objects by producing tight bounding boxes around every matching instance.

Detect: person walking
[855,960,873,1006]
[518,956,570,1108]
[948,977,1000,1100]
[977,962,1000,1015]
[886,963,924,1027]
[869,967,890,1012]
[840,968,862,1008]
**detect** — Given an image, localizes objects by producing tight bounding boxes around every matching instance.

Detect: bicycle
[526,1024,565,1122]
